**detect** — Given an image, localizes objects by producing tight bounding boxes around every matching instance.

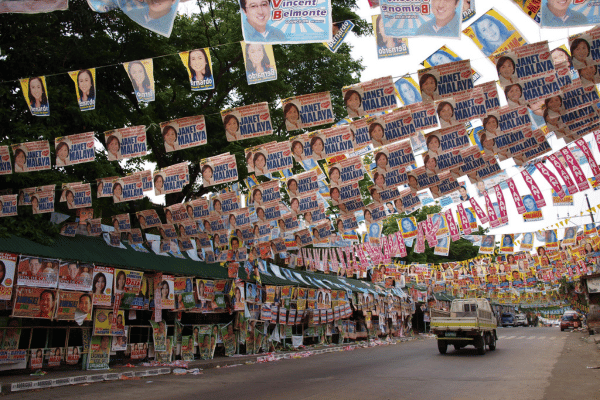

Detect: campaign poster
[55,290,93,322]
[19,76,50,116]
[289,192,320,215]
[228,208,252,232]
[336,214,358,234]
[58,261,94,292]
[330,180,361,206]
[11,141,51,173]
[519,232,534,251]
[375,141,416,177]
[85,218,102,237]
[153,162,189,196]
[499,234,514,254]
[62,183,92,209]
[284,170,317,200]
[54,132,95,167]
[476,81,502,113]
[311,125,354,160]
[0,253,16,301]
[93,309,125,336]
[371,15,409,59]
[137,209,161,229]
[0,0,68,13]
[282,92,334,131]
[342,76,396,118]
[17,256,59,288]
[417,60,474,103]
[104,125,147,162]
[552,185,574,207]
[325,20,354,53]
[160,115,207,152]
[112,175,144,204]
[179,48,215,91]
[200,154,239,187]
[13,287,57,319]
[462,8,528,59]
[87,336,110,370]
[434,237,450,256]
[380,0,462,38]
[114,269,143,295]
[398,216,418,240]
[479,235,495,255]
[154,274,175,310]
[569,27,600,70]
[241,42,278,85]
[541,0,599,28]
[295,228,314,248]
[131,170,153,192]
[0,146,11,175]
[68,68,96,112]
[112,327,128,352]
[0,195,17,218]
[232,281,245,312]
[382,108,418,146]
[239,0,332,44]
[185,199,210,221]
[128,229,144,245]
[328,156,364,187]
[95,176,116,199]
[424,124,470,167]
[522,195,543,222]
[545,229,559,251]
[123,59,155,103]
[394,75,423,105]
[278,213,300,234]
[364,203,387,226]
[252,142,293,176]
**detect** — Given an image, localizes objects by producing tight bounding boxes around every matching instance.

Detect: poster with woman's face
[233,281,246,311]
[68,68,96,111]
[123,59,155,103]
[92,309,125,336]
[180,48,215,91]
[11,141,51,173]
[19,76,50,116]
[91,266,113,306]
[242,42,277,85]
[113,269,143,294]
[55,132,95,167]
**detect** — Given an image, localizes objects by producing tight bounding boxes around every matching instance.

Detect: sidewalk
[0,336,418,395]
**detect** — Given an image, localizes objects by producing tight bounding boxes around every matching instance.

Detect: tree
[0,0,369,241]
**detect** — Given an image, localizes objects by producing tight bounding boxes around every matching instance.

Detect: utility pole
[585,193,595,225]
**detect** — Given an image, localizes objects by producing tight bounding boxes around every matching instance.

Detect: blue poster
[381,0,463,38]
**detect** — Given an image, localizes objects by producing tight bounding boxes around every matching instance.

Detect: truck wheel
[489,334,496,351]
[438,340,448,354]
[476,334,486,355]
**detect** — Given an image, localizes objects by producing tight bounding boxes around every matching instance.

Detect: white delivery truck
[431,298,498,355]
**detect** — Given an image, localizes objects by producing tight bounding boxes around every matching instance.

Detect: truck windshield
[463,304,477,312]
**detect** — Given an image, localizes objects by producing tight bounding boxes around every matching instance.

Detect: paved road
[14,327,599,400]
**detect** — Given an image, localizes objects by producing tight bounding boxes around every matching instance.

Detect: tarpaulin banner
[87,336,110,370]
[241,42,278,85]
[13,287,57,319]
[153,162,189,196]
[19,76,50,116]
[112,174,144,203]
[55,132,95,167]
[123,59,155,102]
[104,125,147,161]
[371,15,409,59]
[55,290,93,322]
[58,262,94,292]
[160,115,207,152]
[381,0,463,38]
[282,91,334,131]
[179,48,215,91]
[17,256,59,288]
[342,76,396,118]
[462,8,527,59]
[239,0,332,44]
[0,195,17,218]
[11,140,51,173]
[68,69,96,112]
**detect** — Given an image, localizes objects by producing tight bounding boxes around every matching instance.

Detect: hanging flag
[103,126,147,162]
[371,15,409,59]
[221,102,273,142]
[380,0,462,38]
[123,59,155,103]
[575,138,600,181]
[112,175,143,204]
[342,76,396,118]
[534,161,565,199]
[325,20,354,53]
[179,48,215,91]
[19,76,50,116]
[560,147,590,192]
[0,146,12,175]
[159,115,207,152]
[153,163,189,196]
[241,42,277,85]
[68,69,96,112]
[282,92,334,132]
[469,197,489,224]
[55,132,95,167]
[521,169,546,208]
[239,0,332,44]
[11,141,51,173]
[547,153,578,195]
[493,184,509,225]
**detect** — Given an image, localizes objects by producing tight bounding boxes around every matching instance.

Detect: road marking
[538,336,546,340]
[549,336,556,340]
[527,336,537,339]
[516,336,526,339]
[503,336,515,339]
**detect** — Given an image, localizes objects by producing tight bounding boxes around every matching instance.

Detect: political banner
[54,132,95,167]
[282,92,334,131]
[462,8,528,59]
[380,0,463,38]
[541,0,599,28]
[328,156,364,187]
[200,154,239,187]
[371,15,409,59]
[309,125,354,160]
[364,203,387,226]
[179,48,215,91]
[241,42,277,85]
[560,146,590,192]
[379,108,417,146]
[0,195,17,218]
[155,274,175,310]
[521,169,547,208]
[479,235,495,255]
[239,0,332,44]
[295,228,314,248]
[136,209,161,230]
[476,81,502,113]
[547,153,578,195]
[424,124,470,163]
[222,102,273,142]
[153,162,189,196]
[104,126,147,162]
[418,60,474,103]
[394,75,422,105]
[406,102,439,133]
[289,192,320,215]
[159,115,207,153]
[325,20,354,53]
[0,253,16,301]
[85,218,102,237]
[112,175,143,204]
[467,155,503,183]
[434,237,450,257]
[254,142,293,176]
[399,189,421,213]
[336,214,357,234]
[431,172,460,198]
[19,76,50,116]
[522,195,543,222]
[11,140,51,173]
[87,336,110,370]
[342,76,396,118]
[68,69,96,112]
[128,229,144,245]
[114,269,143,295]
[13,287,57,319]
[123,59,155,103]
[399,216,418,240]
[55,291,93,322]
[185,199,210,222]
[17,255,59,289]
[93,309,125,336]
[96,176,116,199]
[330,180,361,206]
[0,146,11,175]
[61,183,92,209]
[313,221,332,243]
[58,261,94,292]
